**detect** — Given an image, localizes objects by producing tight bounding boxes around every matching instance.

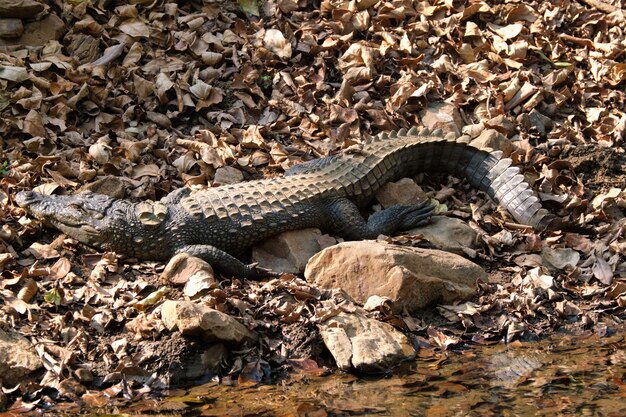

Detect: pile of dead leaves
[0,0,625,412]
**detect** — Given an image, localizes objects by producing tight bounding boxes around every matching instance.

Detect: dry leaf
[263,29,292,59]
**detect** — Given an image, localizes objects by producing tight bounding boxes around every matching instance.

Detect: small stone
[161,253,217,297]
[375,177,427,208]
[252,228,322,274]
[161,300,257,345]
[318,312,415,372]
[420,102,463,135]
[213,166,244,186]
[0,18,23,38]
[408,216,478,255]
[317,234,338,250]
[0,0,44,18]
[305,241,486,313]
[469,129,513,156]
[0,329,43,386]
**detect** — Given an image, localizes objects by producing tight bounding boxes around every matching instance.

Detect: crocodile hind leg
[325,198,435,240]
[175,244,279,279]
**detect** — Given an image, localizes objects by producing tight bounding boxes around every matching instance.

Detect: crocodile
[16,127,564,278]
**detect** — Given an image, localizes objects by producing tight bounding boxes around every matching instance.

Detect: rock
[161,253,216,297]
[0,0,44,19]
[213,166,244,186]
[0,13,65,47]
[0,329,43,386]
[305,241,486,313]
[317,233,338,250]
[469,129,513,156]
[420,102,463,135]
[161,300,256,345]
[252,228,322,274]
[171,343,227,384]
[0,18,23,38]
[408,216,478,255]
[375,178,427,208]
[80,176,130,199]
[318,312,415,372]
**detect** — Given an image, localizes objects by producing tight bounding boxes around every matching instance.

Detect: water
[47,330,626,417]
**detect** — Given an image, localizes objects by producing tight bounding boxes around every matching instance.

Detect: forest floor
[0,0,625,412]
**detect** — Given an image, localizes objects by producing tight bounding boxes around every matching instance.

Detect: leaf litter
[0,0,625,413]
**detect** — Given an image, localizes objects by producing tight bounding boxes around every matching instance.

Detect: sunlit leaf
[44,288,62,306]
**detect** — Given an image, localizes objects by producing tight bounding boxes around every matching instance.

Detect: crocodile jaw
[16,191,113,248]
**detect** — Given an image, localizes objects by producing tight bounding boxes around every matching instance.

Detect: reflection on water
[65,330,626,416]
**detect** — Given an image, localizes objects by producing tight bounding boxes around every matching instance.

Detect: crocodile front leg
[325,198,435,240]
[175,245,279,279]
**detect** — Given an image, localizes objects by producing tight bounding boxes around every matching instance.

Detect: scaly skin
[16,127,563,278]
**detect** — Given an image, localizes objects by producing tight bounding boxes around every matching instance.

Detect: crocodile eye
[113,208,126,218]
[69,203,88,214]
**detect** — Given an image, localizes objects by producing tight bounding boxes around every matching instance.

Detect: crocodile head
[16,191,137,253]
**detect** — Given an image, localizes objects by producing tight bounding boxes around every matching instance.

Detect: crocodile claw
[246,262,281,279]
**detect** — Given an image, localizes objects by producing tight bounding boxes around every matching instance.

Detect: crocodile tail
[446,139,562,231]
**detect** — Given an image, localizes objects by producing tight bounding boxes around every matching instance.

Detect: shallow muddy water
[48,330,626,417]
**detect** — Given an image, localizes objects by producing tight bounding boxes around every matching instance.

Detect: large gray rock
[0,329,43,385]
[305,241,486,313]
[252,228,322,274]
[408,216,478,255]
[318,312,415,372]
[161,300,256,345]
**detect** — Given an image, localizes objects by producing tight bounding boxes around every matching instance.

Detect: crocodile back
[179,127,559,234]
